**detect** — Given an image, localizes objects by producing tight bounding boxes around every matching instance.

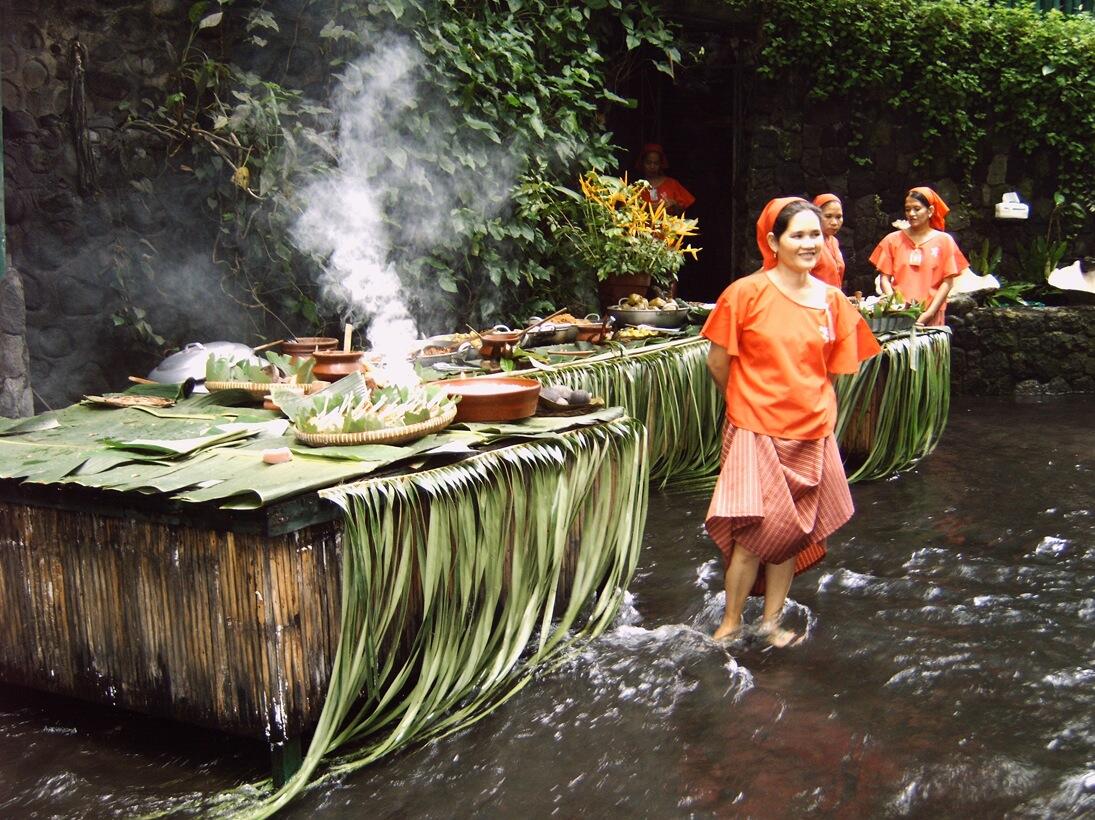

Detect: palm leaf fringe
[835,328,951,482]
[525,338,724,487]
[225,417,648,818]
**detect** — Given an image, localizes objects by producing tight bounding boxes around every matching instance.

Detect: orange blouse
[869,230,962,325]
[702,273,881,440]
[812,235,845,288]
[640,177,695,211]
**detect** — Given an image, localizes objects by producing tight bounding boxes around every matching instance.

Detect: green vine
[120,0,682,342]
[728,0,1095,226]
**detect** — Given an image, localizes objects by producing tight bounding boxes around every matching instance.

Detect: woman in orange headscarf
[702,198,881,646]
[869,187,965,326]
[637,143,695,216]
[811,193,846,289]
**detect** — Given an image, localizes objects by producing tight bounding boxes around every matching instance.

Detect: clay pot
[311,350,368,383]
[477,328,523,359]
[282,337,339,361]
[440,377,541,422]
[598,273,652,311]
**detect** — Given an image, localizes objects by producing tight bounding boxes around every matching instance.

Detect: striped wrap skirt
[705,420,854,596]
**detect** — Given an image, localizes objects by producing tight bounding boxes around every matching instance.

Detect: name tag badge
[908,248,923,267]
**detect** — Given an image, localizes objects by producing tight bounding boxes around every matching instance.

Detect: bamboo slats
[0,497,343,742]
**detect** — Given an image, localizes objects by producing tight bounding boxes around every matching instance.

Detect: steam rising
[292,38,518,383]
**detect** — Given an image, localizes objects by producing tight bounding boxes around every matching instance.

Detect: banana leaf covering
[202,416,649,818]
[511,329,949,488]
[0,397,627,509]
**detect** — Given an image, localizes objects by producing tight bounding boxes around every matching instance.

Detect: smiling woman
[700,197,880,646]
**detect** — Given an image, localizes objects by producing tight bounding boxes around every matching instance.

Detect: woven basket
[206,380,328,398]
[293,405,457,447]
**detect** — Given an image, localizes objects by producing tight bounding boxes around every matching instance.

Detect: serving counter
[0,400,648,812]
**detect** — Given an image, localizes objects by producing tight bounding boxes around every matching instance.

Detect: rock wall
[2,0,261,410]
[947,297,1095,396]
[0,269,33,417]
[739,91,1090,299]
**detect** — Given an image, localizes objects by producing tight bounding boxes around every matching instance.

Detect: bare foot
[712,618,742,641]
[758,623,803,648]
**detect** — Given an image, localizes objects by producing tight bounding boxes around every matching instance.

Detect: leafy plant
[120,0,685,345]
[966,239,1003,278]
[1016,236,1069,285]
[205,351,315,383]
[547,173,700,289]
[987,281,1036,307]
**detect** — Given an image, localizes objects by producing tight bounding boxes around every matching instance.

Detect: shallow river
[1,397,1092,818]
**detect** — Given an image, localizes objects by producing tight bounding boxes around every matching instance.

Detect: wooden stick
[128,376,157,385]
[252,339,286,354]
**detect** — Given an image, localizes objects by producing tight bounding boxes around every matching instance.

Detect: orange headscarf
[909,186,949,230]
[813,193,840,209]
[638,142,668,169]
[756,196,807,269]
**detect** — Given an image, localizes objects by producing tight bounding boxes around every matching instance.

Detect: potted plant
[549,172,700,308]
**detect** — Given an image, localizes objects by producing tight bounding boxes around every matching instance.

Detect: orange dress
[701,273,880,590]
[812,235,845,289]
[869,230,962,326]
[640,177,695,211]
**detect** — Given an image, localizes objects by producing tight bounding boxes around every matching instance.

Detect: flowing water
[1,397,1092,818]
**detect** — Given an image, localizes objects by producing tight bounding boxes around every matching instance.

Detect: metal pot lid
[146,341,262,383]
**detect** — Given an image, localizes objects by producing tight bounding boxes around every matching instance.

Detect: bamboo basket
[293,405,457,447]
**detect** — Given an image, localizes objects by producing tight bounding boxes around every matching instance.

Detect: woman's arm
[878,270,895,296]
[917,277,954,325]
[706,343,730,394]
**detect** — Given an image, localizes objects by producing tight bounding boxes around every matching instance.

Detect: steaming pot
[146,341,265,387]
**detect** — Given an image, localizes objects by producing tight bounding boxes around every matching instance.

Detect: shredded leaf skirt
[705,419,854,596]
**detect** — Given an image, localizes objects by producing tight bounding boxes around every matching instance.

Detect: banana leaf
[220,416,649,818]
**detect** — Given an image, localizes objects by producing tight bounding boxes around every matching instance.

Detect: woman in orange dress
[637,143,695,216]
[811,193,846,289]
[869,187,965,326]
[702,197,881,645]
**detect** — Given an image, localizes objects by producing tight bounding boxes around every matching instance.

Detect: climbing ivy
[727,0,1095,226]
[123,0,681,339]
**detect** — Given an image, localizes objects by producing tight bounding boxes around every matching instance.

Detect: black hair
[772,200,823,239]
[906,189,932,208]
[1081,257,1095,274]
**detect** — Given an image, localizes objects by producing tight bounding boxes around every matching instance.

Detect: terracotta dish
[281,337,339,359]
[440,377,541,422]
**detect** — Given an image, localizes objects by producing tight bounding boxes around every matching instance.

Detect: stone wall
[2,0,263,411]
[739,90,1090,299]
[947,296,1095,396]
[0,269,33,416]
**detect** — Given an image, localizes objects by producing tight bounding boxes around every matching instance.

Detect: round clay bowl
[478,330,523,359]
[440,377,541,422]
[282,337,339,361]
[311,350,366,383]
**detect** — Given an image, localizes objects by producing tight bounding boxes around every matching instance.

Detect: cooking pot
[605,306,690,329]
[146,342,266,387]
[522,319,580,348]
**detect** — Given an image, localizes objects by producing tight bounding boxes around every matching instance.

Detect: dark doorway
[608,32,743,303]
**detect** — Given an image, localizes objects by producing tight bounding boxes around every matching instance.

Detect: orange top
[640,177,695,210]
[869,230,962,326]
[812,235,845,288]
[702,273,881,440]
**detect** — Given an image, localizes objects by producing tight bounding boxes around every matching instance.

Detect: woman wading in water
[701,198,881,646]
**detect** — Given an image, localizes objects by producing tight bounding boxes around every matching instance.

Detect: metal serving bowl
[522,320,580,347]
[605,306,691,329]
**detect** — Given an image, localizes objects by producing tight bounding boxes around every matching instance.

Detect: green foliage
[967,238,1003,277]
[1016,235,1069,284]
[122,0,682,342]
[729,0,1095,222]
[987,281,1036,306]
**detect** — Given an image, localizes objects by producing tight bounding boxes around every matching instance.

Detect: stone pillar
[0,269,33,417]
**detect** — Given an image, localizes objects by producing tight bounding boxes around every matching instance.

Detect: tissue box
[995,201,1029,219]
[995,192,1029,220]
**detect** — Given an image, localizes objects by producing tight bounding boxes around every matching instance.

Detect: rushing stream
[1,396,1092,817]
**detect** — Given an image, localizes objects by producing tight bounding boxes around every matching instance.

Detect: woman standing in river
[702,197,881,645]
[870,186,965,326]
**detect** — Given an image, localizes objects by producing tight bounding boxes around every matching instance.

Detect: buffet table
[0,399,648,808]
[497,326,951,486]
